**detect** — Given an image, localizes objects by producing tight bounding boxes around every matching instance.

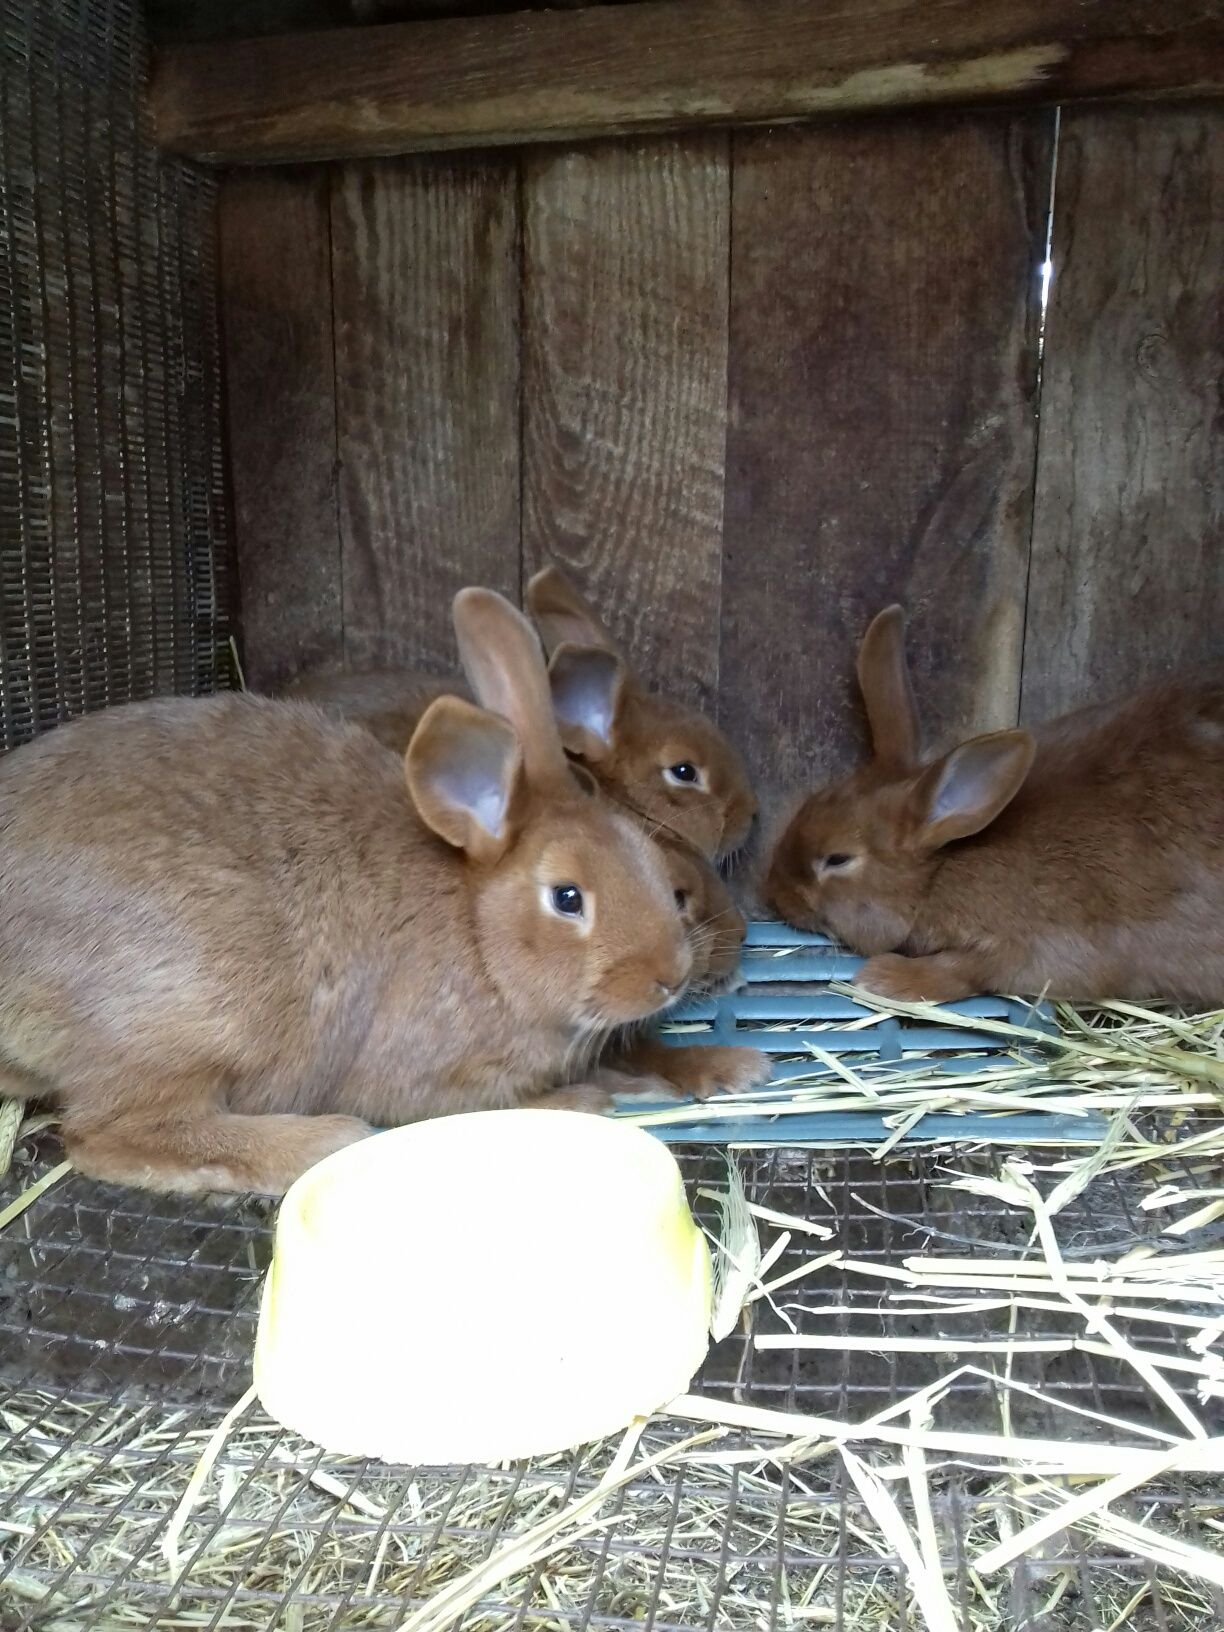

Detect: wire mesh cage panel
[0,0,231,753]
[1,1130,1220,1632]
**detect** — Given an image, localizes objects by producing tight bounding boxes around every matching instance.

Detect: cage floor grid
[626,923,1105,1148]
[1,1131,1220,1632]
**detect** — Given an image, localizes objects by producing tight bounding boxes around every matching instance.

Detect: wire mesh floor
[1,1123,1220,1632]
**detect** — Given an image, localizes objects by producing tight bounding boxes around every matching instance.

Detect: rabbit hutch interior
[2,2,1223,1629]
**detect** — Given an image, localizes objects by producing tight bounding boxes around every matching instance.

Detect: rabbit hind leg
[64,1088,370,1197]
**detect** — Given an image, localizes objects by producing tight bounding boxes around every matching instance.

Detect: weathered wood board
[522,136,729,710]
[722,113,1053,800]
[1022,105,1224,722]
[331,155,520,673]
[218,169,341,692]
[154,0,1224,165]
[219,103,1220,833]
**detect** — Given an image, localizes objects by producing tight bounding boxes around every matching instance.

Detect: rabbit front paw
[659,1044,772,1101]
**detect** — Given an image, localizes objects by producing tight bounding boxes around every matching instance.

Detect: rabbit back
[922,681,1224,1000]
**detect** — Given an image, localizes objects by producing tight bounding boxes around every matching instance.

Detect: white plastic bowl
[254,1109,712,1464]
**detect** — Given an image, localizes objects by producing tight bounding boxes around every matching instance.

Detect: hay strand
[0,1159,71,1230]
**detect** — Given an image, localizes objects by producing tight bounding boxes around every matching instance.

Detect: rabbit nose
[655,948,693,1002]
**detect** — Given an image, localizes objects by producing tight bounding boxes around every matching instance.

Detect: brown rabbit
[764,605,1224,1008]
[287,660,766,1099]
[525,567,757,862]
[284,669,454,756]
[286,671,746,983]
[604,835,768,1102]
[282,564,757,863]
[0,590,703,1196]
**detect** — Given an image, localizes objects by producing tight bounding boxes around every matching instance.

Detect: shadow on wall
[145,0,652,46]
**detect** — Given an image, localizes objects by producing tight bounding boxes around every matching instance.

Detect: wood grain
[331,155,520,672]
[218,169,341,691]
[722,113,1054,803]
[522,136,729,710]
[1022,106,1224,722]
[151,0,1224,165]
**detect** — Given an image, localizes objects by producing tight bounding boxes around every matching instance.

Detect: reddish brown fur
[526,566,757,859]
[282,678,746,989]
[0,592,706,1196]
[285,670,453,756]
[765,607,1224,1007]
[655,833,746,993]
[285,653,765,1100]
[284,565,757,862]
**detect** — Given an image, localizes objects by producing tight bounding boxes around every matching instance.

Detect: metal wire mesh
[1,1128,1219,1631]
[0,0,231,753]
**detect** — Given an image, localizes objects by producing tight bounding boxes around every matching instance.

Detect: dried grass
[1,998,1222,1631]
[620,997,1224,1168]
[3,1363,1218,1632]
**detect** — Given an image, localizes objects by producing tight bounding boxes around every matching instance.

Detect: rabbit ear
[547,644,627,763]
[452,588,573,795]
[907,730,1035,850]
[566,759,601,797]
[526,565,622,658]
[404,696,525,864]
[857,605,920,770]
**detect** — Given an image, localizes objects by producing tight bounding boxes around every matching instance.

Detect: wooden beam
[151,0,1224,166]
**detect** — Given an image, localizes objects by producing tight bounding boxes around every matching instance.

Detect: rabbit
[281,563,758,864]
[602,834,769,1102]
[286,673,747,979]
[0,589,705,1197]
[525,566,757,863]
[284,668,454,756]
[287,662,767,1100]
[764,604,1224,1008]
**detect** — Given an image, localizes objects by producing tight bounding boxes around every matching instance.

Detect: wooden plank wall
[522,137,729,714]
[723,114,1049,790]
[219,104,1224,819]
[1022,107,1224,721]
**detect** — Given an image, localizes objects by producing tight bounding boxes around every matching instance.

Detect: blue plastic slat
[766,1052,1034,1084]
[661,1026,1033,1057]
[606,919,1069,1144]
[639,1110,1107,1146]
[669,991,1017,1024]
[742,921,838,947]
[739,948,863,982]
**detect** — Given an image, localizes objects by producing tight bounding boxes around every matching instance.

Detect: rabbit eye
[673,888,691,913]
[550,884,584,917]
[664,762,703,789]
[821,853,854,871]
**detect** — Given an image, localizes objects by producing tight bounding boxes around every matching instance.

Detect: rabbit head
[656,831,746,991]
[764,606,1034,955]
[527,566,757,863]
[407,588,694,1030]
